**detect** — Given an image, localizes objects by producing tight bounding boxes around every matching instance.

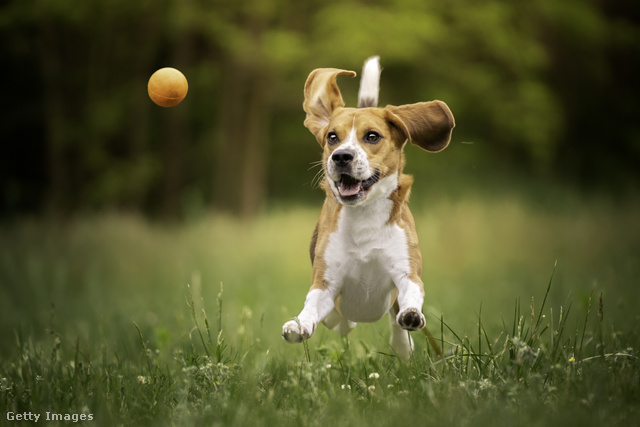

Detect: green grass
[1,196,639,426]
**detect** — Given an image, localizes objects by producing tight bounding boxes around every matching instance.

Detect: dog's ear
[303,68,357,143]
[385,101,455,152]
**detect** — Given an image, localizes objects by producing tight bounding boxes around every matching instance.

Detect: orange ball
[148,67,188,107]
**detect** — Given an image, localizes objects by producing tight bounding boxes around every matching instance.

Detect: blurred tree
[1,0,168,215]
[0,0,638,219]
[538,0,640,189]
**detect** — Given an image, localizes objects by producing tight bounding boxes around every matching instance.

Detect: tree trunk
[213,61,271,219]
[160,34,193,219]
[212,61,249,214]
[240,71,271,219]
[40,23,67,217]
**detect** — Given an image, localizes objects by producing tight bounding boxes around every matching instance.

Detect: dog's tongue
[339,176,361,197]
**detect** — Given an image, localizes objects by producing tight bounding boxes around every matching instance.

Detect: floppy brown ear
[385,101,455,152]
[303,68,357,143]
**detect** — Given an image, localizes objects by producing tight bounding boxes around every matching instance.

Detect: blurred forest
[1,0,639,219]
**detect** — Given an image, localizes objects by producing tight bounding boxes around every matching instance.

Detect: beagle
[282,57,455,360]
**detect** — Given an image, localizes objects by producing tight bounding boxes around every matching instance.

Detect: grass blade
[530,260,556,346]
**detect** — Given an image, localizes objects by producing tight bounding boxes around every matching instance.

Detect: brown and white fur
[282,57,455,360]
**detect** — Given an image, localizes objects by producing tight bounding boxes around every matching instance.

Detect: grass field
[1,193,639,426]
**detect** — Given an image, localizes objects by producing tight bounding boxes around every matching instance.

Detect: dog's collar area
[335,170,380,200]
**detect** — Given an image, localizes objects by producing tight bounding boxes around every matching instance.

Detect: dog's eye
[327,132,339,145]
[365,131,381,144]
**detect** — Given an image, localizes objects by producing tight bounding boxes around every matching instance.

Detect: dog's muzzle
[330,149,380,200]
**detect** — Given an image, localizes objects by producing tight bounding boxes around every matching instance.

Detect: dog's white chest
[323,196,411,323]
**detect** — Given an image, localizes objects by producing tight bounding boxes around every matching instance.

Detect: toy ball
[148,67,188,107]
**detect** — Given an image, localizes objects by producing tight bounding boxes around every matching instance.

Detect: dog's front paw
[397,308,425,331]
[282,319,314,343]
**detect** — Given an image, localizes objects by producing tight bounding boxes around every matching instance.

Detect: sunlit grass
[0,195,639,425]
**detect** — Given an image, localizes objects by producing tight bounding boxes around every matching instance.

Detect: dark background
[1,0,639,220]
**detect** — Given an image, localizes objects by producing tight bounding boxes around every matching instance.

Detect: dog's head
[303,68,455,206]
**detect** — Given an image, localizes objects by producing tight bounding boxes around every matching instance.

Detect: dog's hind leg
[323,309,356,336]
[389,306,414,361]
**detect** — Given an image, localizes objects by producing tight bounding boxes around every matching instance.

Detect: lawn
[1,193,639,426]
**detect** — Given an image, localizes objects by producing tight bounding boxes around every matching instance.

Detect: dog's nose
[332,149,354,167]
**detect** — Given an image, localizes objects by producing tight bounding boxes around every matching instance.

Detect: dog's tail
[357,56,381,108]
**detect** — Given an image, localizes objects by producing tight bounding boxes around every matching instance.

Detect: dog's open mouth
[336,170,380,199]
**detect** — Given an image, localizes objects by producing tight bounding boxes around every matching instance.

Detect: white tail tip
[358,56,381,108]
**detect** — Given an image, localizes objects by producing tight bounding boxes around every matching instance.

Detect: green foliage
[1,0,638,217]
